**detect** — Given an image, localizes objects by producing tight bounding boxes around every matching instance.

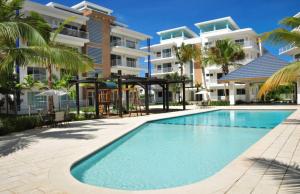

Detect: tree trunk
[222,64,229,101]
[5,94,8,115]
[201,67,210,102]
[180,63,183,78]
[47,64,54,113]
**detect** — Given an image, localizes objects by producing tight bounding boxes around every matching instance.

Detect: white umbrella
[36,89,67,97]
[195,90,209,95]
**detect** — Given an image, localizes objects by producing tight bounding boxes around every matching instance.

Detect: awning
[219,53,288,83]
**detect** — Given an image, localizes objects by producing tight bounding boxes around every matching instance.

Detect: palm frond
[280,17,300,29]
[261,28,300,46]
[257,62,300,98]
[51,16,76,42]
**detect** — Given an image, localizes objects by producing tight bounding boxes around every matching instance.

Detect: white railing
[53,27,89,39]
[111,59,138,68]
[279,43,296,54]
[154,67,174,74]
[110,40,137,49]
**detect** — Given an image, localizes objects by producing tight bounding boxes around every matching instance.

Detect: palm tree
[38,18,93,113]
[193,44,210,101]
[203,39,245,100]
[0,0,49,71]
[173,43,195,78]
[258,17,300,98]
[164,72,187,102]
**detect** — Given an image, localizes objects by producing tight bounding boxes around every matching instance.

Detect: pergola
[70,70,189,117]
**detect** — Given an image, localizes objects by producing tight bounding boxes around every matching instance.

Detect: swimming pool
[71,110,293,190]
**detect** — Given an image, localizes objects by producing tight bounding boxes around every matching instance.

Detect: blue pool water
[71,110,293,190]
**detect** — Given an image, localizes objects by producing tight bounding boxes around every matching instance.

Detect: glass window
[27,67,46,82]
[157,65,162,71]
[126,40,136,49]
[126,58,136,67]
[87,68,103,78]
[236,89,246,95]
[217,73,223,79]
[27,92,47,109]
[162,48,172,58]
[217,89,229,96]
[158,91,163,98]
[235,39,244,45]
[110,36,122,46]
[162,63,172,72]
[111,54,122,66]
[156,52,161,57]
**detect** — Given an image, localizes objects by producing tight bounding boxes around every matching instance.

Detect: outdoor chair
[54,111,66,127]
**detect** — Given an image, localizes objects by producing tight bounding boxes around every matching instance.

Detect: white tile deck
[0,106,300,194]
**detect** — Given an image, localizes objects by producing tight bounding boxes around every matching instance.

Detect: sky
[34,0,299,68]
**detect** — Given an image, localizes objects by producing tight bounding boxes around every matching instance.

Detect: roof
[111,26,152,40]
[157,26,198,38]
[195,16,239,30]
[294,12,300,18]
[219,53,288,82]
[72,1,113,15]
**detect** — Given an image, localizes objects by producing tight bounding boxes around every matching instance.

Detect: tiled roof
[219,53,288,82]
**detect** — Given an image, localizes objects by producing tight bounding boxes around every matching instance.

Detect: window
[235,39,244,45]
[162,48,172,58]
[111,54,122,66]
[295,54,300,62]
[126,58,136,67]
[126,40,136,49]
[27,92,47,109]
[206,73,213,77]
[110,36,122,46]
[236,89,246,95]
[156,52,161,57]
[27,67,46,82]
[163,63,172,72]
[217,73,223,79]
[158,91,163,98]
[157,65,162,71]
[217,89,229,96]
[87,68,103,78]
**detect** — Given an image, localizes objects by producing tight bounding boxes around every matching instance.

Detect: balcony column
[229,81,236,105]
[245,82,251,103]
[297,78,300,105]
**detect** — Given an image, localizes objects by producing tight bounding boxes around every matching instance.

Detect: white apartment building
[145,17,262,103]
[3,1,150,114]
[279,12,300,104]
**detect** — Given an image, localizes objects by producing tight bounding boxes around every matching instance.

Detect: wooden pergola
[70,70,189,118]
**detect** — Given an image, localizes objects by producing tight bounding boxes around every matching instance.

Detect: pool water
[71,110,293,190]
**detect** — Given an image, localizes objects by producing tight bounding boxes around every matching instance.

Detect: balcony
[153,66,175,75]
[111,59,139,69]
[279,42,299,55]
[110,40,149,57]
[53,27,89,39]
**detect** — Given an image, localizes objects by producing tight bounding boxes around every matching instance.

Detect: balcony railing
[110,40,137,49]
[279,42,296,54]
[155,67,173,73]
[53,27,89,39]
[111,59,138,68]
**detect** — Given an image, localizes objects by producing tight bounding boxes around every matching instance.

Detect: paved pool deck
[0,105,300,194]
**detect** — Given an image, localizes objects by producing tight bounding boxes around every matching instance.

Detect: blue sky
[35,0,298,63]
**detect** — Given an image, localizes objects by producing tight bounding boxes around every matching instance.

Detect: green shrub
[0,115,43,135]
[209,101,230,106]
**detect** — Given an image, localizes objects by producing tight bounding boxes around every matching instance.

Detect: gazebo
[219,53,289,105]
[70,70,189,117]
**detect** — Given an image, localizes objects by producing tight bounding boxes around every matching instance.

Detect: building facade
[145,17,262,103]
[6,0,150,114]
[279,12,300,104]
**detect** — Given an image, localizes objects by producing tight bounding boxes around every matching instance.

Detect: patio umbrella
[195,90,208,95]
[36,89,67,97]
[36,90,68,111]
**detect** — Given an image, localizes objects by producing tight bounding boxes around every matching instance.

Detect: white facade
[145,17,262,103]
[110,24,151,77]
[8,1,150,114]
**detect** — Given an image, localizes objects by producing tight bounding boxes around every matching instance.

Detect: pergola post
[182,79,186,110]
[95,73,99,118]
[75,75,80,115]
[229,81,236,105]
[118,70,123,117]
[126,84,129,111]
[166,83,169,111]
[162,85,166,110]
[297,78,300,105]
[145,73,150,115]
